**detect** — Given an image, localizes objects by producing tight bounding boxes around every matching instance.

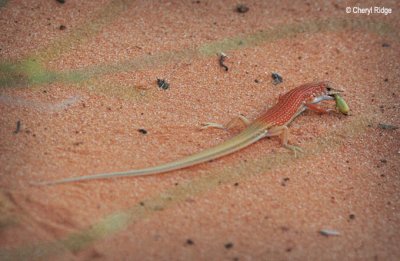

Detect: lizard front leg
[305,103,333,114]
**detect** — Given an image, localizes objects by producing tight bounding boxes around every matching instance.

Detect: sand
[0,0,399,260]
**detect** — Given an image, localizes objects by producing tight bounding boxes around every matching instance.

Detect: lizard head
[305,81,343,104]
[325,82,343,97]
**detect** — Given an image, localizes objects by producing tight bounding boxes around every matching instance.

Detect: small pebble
[14,120,21,134]
[225,242,234,249]
[138,129,147,134]
[378,123,398,130]
[271,72,283,85]
[319,229,340,237]
[157,78,170,90]
[235,4,249,13]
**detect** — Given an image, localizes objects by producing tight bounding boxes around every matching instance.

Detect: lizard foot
[284,144,303,158]
[200,122,226,130]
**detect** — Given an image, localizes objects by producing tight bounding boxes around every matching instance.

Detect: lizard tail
[34,124,267,185]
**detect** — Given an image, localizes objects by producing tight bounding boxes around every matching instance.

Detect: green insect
[334,94,349,115]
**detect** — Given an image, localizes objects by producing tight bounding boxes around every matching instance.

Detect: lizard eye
[326,86,334,96]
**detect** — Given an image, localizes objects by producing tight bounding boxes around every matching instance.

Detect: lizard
[37,81,345,185]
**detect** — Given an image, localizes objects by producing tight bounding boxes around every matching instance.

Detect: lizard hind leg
[200,114,250,131]
[266,125,303,157]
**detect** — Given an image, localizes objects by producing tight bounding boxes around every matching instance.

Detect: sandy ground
[0,0,399,260]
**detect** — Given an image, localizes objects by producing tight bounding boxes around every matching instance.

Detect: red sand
[1,1,399,260]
